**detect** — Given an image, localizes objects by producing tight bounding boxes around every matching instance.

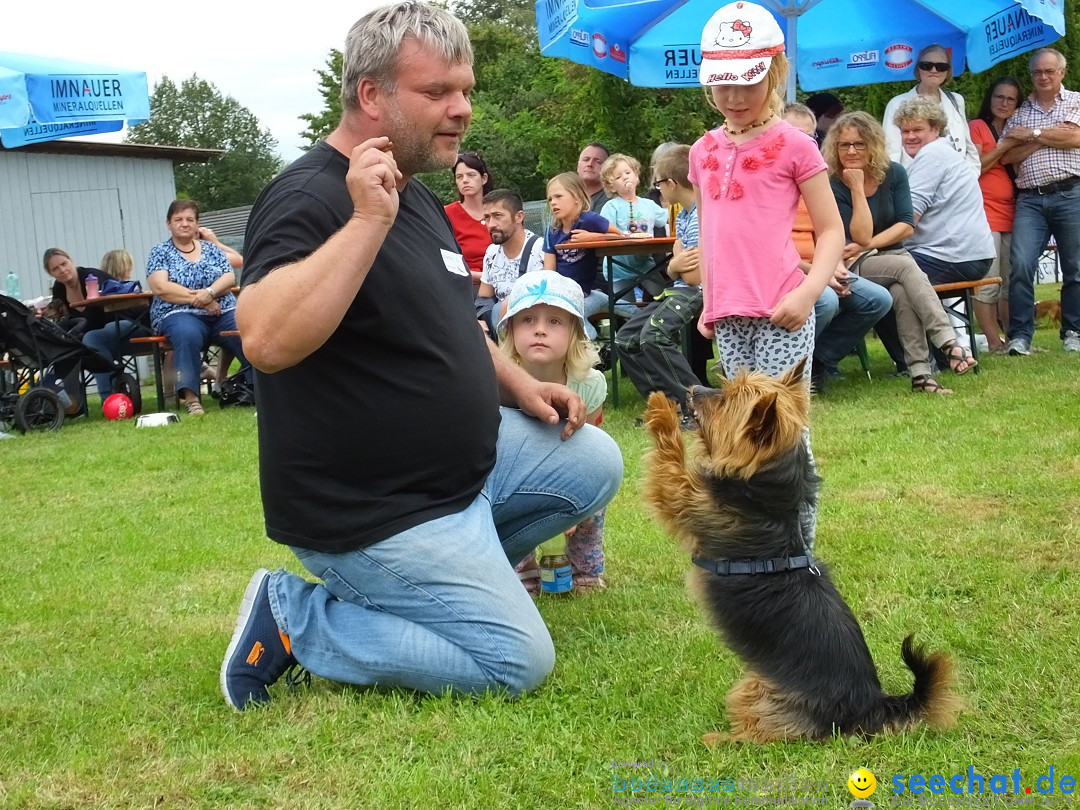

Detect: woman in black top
[43,247,146,397]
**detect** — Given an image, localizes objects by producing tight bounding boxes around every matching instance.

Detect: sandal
[911,375,953,395]
[943,342,978,375]
[184,398,206,415]
[515,559,541,599]
[571,570,607,593]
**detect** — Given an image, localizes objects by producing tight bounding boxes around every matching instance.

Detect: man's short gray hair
[1029,47,1066,72]
[893,96,949,135]
[341,1,473,111]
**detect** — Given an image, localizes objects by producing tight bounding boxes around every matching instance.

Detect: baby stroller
[0,294,141,433]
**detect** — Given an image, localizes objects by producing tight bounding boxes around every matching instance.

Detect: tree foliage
[298,49,344,147]
[297,0,1077,203]
[127,75,283,211]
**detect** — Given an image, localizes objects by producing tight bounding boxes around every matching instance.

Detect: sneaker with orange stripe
[220,569,298,710]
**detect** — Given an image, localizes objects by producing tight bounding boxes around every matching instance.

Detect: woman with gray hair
[882,43,980,173]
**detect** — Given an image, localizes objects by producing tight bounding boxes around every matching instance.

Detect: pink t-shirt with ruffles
[689,121,827,323]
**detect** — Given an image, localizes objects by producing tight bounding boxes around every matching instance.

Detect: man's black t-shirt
[242,141,500,553]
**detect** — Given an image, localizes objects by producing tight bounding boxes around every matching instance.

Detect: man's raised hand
[346,137,403,228]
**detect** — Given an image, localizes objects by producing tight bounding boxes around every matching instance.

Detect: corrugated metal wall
[0,151,176,302]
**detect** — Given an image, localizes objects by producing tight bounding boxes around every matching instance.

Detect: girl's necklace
[725,119,771,136]
[173,241,196,254]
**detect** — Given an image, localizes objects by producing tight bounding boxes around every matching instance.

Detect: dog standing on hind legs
[642,359,961,743]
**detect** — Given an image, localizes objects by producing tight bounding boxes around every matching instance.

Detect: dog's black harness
[691,555,820,576]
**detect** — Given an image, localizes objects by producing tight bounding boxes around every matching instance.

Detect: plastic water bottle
[5,270,20,300]
[537,535,573,594]
[85,274,99,299]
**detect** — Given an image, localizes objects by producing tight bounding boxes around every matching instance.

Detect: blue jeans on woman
[265,408,623,696]
[83,319,142,396]
[156,309,248,398]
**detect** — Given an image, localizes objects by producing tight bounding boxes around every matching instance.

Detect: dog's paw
[644,392,679,434]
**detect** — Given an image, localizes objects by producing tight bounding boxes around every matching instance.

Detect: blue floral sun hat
[498,271,586,333]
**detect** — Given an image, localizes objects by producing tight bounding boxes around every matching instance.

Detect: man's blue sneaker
[221,569,297,710]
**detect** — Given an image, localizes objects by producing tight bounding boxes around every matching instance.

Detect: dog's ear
[744,390,779,446]
[780,357,808,390]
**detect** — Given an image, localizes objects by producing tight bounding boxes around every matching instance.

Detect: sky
[1,0,389,163]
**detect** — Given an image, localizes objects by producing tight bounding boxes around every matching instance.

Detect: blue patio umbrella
[536,0,1065,97]
[0,51,150,148]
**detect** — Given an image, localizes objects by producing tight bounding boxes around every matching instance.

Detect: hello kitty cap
[699,1,785,86]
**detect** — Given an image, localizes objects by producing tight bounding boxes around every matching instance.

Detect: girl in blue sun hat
[500,271,610,593]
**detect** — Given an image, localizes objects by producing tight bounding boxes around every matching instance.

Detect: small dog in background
[642,360,960,743]
[1035,299,1061,327]
[40,299,69,322]
[39,299,88,338]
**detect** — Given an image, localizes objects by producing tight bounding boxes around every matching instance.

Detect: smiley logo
[848,768,877,799]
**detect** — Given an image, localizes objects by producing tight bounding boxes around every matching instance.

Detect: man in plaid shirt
[1000,48,1080,355]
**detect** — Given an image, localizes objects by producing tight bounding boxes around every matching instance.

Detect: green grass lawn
[2,293,1079,809]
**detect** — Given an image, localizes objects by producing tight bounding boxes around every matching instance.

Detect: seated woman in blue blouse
[146,199,249,415]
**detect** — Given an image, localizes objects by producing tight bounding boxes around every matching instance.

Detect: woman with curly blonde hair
[825,112,977,394]
[822,111,892,185]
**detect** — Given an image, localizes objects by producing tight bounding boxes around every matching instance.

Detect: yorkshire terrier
[642,359,960,743]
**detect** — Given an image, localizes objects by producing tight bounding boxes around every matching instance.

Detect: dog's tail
[876,635,961,732]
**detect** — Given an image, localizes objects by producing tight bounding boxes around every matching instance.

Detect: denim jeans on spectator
[582,288,609,339]
[1008,187,1080,342]
[814,286,840,339]
[909,251,992,286]
[814,277,893,371]
[266,408,623,696]
[156,309,247,397]
[83,319,142,396]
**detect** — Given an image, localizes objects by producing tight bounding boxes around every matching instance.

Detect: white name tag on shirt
[441,249,470,277]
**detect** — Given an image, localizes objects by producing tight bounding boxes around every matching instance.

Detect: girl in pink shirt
[690,1,842,376]
[689,0,844,549]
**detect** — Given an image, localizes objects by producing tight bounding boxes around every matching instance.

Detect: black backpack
[217,369,255,408]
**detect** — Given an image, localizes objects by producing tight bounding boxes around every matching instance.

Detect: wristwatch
[1032,128,1042,141]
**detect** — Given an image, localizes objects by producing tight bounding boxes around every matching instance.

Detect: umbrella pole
[785,14,797,103]
[761,0,826,103]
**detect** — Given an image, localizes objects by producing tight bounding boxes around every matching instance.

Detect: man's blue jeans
[266,408,623,696]
[813,277,892,370]
[1009,186,1080,342]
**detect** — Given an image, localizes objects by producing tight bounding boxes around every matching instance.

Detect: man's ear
[356,77,383,120]
[514,210,525,226]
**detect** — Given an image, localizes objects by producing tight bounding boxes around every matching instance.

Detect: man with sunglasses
[998,47,1080,355]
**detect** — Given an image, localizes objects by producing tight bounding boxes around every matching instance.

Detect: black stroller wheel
[14,387,65,433]
[111,372,143,415]
[0,391,18,430]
